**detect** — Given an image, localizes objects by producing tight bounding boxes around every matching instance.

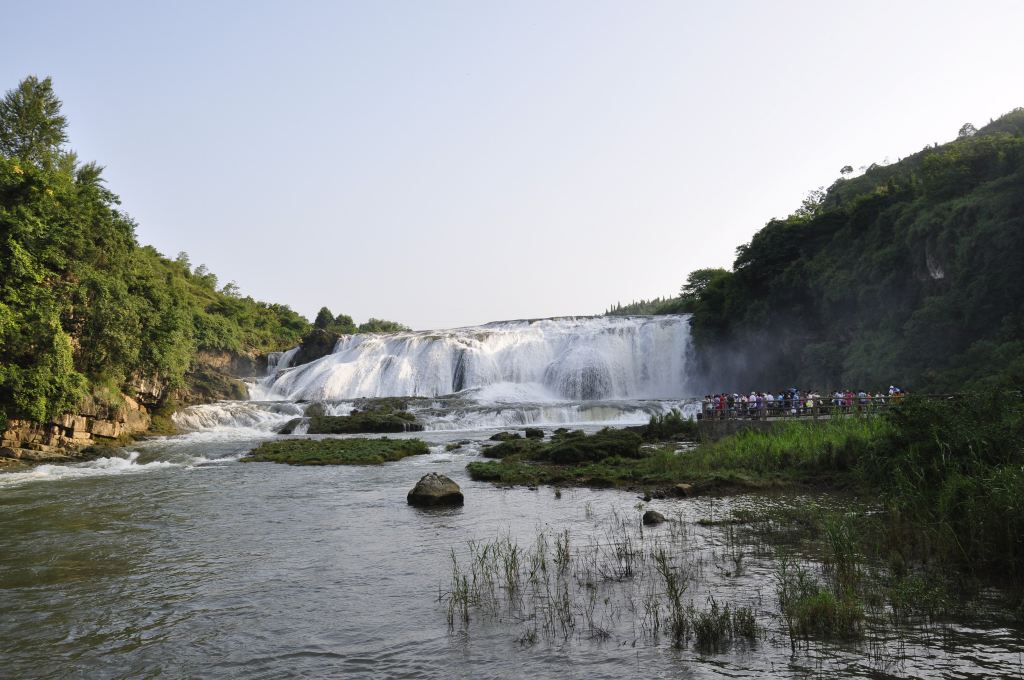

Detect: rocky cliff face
[0,350,261,467]
[0,395,151,466]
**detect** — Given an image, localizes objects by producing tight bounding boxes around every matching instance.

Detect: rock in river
[642,510,667,525]
[407,473,464,507]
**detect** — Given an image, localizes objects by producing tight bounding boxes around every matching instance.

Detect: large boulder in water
[407,473,464,507]
[643,510,667,525]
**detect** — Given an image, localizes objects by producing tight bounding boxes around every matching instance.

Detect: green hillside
[0,76,314,427]
[617,109,1024,392]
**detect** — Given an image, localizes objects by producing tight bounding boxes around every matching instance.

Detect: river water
[2,317,1022,678]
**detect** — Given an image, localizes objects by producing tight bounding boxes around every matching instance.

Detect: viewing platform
[695,395,910,441]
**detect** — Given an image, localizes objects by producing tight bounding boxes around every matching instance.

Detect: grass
[243,437,429,465]
[471,394,1024,583]
[466,394,1024,615]
[467,416,883,492]
[689,598,759,652]
[437,510,762,652]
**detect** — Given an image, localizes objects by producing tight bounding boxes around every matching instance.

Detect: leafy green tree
[314,307,335,329]
[0,75,312,426]
[358,318,411,334]
[332,313,357,334]
[0,76,67,167]
[793,186,826,220]
[679,268,731,303]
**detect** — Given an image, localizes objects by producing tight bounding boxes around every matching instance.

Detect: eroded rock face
[407,473,464,507]
[0,396,152,466]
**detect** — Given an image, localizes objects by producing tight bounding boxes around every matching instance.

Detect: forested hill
[0,76,314,428]
[0,76,402,432]
[619,109,1024,393]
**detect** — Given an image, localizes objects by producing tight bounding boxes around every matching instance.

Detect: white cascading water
[265,347,299,375]
[174,315,699,434]
[254,315,694,402]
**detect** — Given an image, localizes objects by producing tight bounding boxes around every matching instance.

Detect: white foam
[459,382,560,404]
[0,452,179,488]
[172,401,302,435]
[256,315,695,401]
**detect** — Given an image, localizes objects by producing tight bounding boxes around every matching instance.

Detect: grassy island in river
[244,438,429,466]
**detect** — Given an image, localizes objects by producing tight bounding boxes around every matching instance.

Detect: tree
[314,307,334,329]
[358,318,410,334]
[193,264,217,290]
[332,313,357,334]
[958,122,978,138]
[0,76,67,167]
[793,186,826,219]
[840,165,854,175]
[680,268,731,303]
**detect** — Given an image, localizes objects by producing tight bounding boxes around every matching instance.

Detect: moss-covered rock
[243,437,428,465]
[538,428,642,464]
[482,438,543,459]
[303,402,327,418]
[524,427,545,439]
[489,431,522,442]
[309,412,422,434]
[279,405,423,434]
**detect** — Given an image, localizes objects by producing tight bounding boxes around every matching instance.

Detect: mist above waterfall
[256,315,695,402]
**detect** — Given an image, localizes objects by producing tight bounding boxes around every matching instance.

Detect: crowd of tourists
[700,386,907,419]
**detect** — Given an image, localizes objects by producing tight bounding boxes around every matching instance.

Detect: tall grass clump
[686,416,891,476]
[653,546,689,645]
[775,553,864,644]
[859,394,1024,580]
[689,597,759,652]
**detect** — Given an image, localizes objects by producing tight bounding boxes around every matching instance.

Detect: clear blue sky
[4,1,1023,329]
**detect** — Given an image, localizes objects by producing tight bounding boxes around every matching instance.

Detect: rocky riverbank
[0,350,260,468]
[0,394,151,467]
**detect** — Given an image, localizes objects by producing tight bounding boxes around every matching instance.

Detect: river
[1,317,1021,678]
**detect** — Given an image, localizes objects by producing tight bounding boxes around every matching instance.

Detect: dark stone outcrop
[489,431,522,442]
[407,473,464,507]
[292,329,342,367]
[643,510,667,525]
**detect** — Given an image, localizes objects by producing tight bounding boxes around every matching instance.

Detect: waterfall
[259,315,694,402]
[265,347,299,376]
